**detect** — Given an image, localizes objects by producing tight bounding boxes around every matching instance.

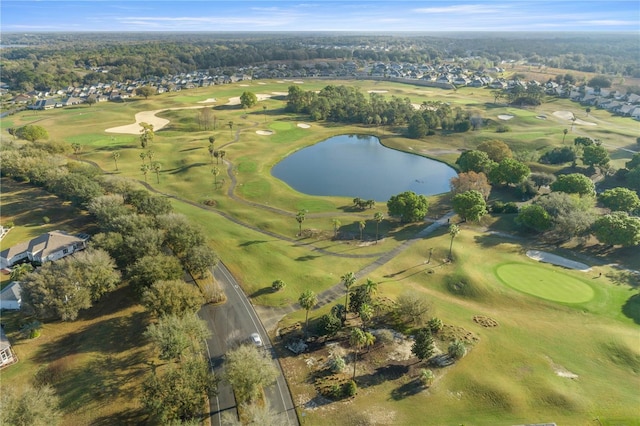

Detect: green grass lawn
[495,262,595,304]
[1,78,638,425]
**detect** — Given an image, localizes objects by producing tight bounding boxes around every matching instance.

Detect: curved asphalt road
[198,262,298,426]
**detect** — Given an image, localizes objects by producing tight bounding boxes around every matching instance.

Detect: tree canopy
[550,173,595,196]
[15,125,49,142]
[240,91,258,108]
[451,190,488,222]
[387,191,429,223]
[599,187,640,213]
[592,212,640,247]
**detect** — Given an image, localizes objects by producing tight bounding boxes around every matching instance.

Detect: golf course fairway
[496,263,595,304]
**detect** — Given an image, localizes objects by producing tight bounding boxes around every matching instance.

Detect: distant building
[0,281,22,311]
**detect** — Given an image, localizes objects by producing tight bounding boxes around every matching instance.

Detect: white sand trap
[536,115,547,120]
[197,98,217,103]
[526,250,591,272]
[105,106,207,134]
[498,114,514,120]
[368,90,388,93]
[553,110,575,120]
[226,94,273,106]
[257,82,266,85]
[293,80,304,84]
[276,80,285,83]
[297,123,311,128]
[271,92,289,96]
[238,84,250,87]
[256,130,274,135]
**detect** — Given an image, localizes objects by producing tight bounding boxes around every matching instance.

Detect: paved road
[198,262,298,426]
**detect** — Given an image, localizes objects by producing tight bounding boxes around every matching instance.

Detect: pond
[272,134,458,201]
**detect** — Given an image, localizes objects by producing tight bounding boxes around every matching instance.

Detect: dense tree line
[2,32,638,92]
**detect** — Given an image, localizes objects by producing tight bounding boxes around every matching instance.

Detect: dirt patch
[547,356,579,379]
[473,316,499,328]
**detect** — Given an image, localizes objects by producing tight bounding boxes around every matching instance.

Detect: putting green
[496,263,594,304]
[269,121,293,130]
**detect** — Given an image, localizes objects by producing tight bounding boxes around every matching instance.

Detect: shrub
[326,355,346,373]
[20,320,42,339]
[271,279,286,291]
[427,317,443,333]
[42,216,50,224]
[344,380,357,397]
[318,313,342,337]
[419,369,435,387]
[495,125,511,133]
[448,340,467,359]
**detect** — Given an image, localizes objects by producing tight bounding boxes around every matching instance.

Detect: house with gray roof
[0,327,16,369]
[0,281,22,311]
[0,230,88,269]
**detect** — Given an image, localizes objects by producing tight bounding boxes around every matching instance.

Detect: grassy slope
[1,79,638,424]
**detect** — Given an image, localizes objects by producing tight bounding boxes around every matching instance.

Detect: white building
[0,281,22,311]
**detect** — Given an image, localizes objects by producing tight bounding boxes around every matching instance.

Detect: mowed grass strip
[495,263,594,304]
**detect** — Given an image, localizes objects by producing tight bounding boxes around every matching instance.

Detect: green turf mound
[496,263,594,304]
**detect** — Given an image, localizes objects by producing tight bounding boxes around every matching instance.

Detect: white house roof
[0,230,85,263]
[0,328,10,353]
[0,281,21,303]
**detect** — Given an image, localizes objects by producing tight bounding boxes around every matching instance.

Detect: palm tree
[295,210,306,236]
[152,162,161,184]
[211,167,220,185]
[208,135,216,145]
[331,304,346,324]
[373,212,384,243]
[562,128,568,144]
[349,328,366,380]
[213,150,220,164]
[448,224,460,260]
[263,105,267,122]
[331,218,341,239]
[341,272,356,312]
[139,152,147,164]
[219,150,226,163]
[298,289,317,338]
[363,278,377,297]
[228,121,234,136]
[146,149,155,165]
[10,263,33,281]
[363,330,375,353]
[208,144,215,164]
[358,220,366,241]
[141,164,150,183]
[359,303,373,329]
[112,151,120,171]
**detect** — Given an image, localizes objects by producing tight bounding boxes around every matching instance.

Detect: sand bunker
[368,90,388,93]
[238,84,250,87]
[498,114,514,120]
[226,94,273,106]
[271,92,288,96]
[256,130,274,135]
[197,98,217,103]
[297,123,311,129]
[293,80,304,84]
[526,250,591,272]
[257,82,266,85]
[105,106,207,135]
[552,111,596,126]
[536,115,547,120]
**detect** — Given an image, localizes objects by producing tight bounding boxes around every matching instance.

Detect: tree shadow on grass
[358,364,409,389]
[250,287,274,298]
[165,162,208,174]
[622,293,640,325]
[295,254,321,262]
[34,311,148,363]
[390,378,423,400]
[239,240,269,247]
[92,408,147,426]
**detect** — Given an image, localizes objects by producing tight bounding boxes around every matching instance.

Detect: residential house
[31,99,61,110]
[0,230,89,269]
[0,281,22,311]
[0,327,17,368]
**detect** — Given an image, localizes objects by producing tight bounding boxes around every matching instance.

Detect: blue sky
[2,1,639,32]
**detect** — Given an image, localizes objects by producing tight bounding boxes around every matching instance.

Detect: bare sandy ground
[105,106,208,134]
[526,250,591,272]
[552,110,597,126]
[197,98,217,103]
